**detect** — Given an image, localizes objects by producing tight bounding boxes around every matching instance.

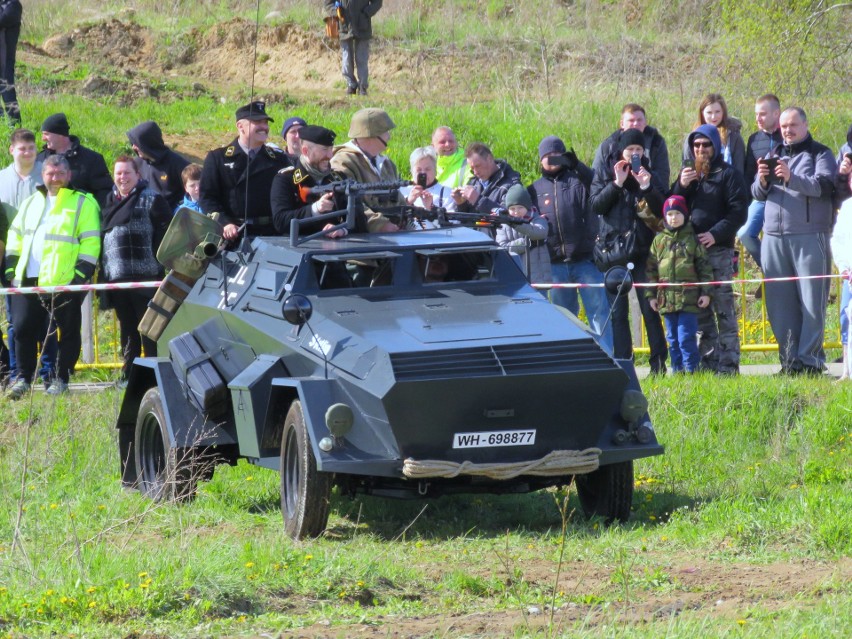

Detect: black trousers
[11,283,84,384]
[606,256,668,371]
[109,288,157,377]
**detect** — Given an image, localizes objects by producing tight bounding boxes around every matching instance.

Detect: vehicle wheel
[575,461,633,523]
[280,400,331,540]
[134,387,199,502]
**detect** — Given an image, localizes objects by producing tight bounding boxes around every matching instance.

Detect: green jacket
[5,186,101,286]
[645,222,713,314]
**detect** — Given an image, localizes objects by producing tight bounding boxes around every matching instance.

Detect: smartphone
[763,157,779,171]
[416,173,428,187]
[682,159,694,170]
[630,153,642,173]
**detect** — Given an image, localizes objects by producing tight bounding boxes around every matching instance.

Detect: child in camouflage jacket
[646,195,713,373]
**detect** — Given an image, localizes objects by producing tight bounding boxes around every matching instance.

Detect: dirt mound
[32,17,416,100]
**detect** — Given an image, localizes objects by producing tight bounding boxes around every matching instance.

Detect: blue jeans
[663,311,700,372]
[550,260,614,355]
[737,200,765,265]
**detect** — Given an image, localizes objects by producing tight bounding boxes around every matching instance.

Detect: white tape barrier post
[81,291,93,364]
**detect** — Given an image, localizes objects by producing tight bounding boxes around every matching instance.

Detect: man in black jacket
[199,101,290,240]
[672,124,749,375]
[530,135,613,353]
[37,113,112,207]
[127,120,190,211]
[0,0,21,124]
[270,125,366,238]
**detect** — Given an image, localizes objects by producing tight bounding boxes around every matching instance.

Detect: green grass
[0,375,849,637]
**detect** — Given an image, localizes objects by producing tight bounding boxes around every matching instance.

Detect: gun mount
[118,216,663,539]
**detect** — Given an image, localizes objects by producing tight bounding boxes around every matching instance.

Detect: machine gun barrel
[308,179,411,197]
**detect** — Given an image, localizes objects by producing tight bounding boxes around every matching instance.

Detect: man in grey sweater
[753,107,837,375]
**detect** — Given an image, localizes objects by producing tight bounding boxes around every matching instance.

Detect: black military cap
[235,101,274,122]
[298,125,336,147]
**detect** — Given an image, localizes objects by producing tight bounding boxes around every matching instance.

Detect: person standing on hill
[737,93,783,266]
[0,0,21,124]
[324,0,382,96]
[37,113,113,208]
[753,107,837,376]
[127,120,190,211]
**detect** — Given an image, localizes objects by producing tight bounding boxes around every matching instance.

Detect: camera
[682,158,694,170]
[547,150,579,171]
[416,173,428,188]
[630,153,642,173]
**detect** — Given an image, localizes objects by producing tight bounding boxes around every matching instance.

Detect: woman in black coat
[101,155,171,381]
[589,128,668,372]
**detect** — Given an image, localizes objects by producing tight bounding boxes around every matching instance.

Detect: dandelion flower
[245,562,255,568]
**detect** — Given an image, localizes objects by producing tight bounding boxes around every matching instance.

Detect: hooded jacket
[127,121,190,211]
[751,132,837,236]
[671,124,748,248]
[682,117,746,177]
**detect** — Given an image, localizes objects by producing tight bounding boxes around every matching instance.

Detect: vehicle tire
[575,460,633,523]
[134,387,199,502]
[280,400,331,540]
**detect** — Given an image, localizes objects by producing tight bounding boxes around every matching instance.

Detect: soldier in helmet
[330,107,400,233]
[199,101,291,240]
[270,125,367,238]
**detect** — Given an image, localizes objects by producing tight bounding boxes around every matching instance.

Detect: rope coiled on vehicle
[402,448,602,480]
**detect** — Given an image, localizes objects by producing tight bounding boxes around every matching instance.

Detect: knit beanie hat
[538,135,567,159]
[619,128,645,151]
[42,113,70,137]
[505,183,532,210]
[662,195,690,229]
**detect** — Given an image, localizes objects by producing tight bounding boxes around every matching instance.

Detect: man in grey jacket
[753,107,837,375]
[324,0,382,96]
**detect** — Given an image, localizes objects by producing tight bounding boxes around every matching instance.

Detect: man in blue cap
[281,116,306,162]
[199,101,290,240]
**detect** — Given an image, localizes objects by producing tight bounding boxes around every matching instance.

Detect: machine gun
[289,179,411,246]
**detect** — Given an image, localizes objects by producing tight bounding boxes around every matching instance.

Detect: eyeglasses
[693,141,713,149]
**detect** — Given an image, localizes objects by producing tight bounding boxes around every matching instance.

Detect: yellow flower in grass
[244,562,255,569]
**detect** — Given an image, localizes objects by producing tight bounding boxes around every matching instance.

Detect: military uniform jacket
[270,160,367,235]
[199,138,290,235]
[645,222,714,314]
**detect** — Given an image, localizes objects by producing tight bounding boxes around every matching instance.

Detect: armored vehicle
[117,203,663,539]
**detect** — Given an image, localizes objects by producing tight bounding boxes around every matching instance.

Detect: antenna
[597,262,634,355]
[238,0,264,243]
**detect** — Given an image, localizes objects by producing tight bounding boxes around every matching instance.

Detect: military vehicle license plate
[453,429,536,448]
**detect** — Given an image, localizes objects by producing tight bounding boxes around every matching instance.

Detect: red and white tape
[0,281,162,296]
[534,273,842,290]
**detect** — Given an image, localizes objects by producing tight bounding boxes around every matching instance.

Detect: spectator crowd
[1,93,851,398]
